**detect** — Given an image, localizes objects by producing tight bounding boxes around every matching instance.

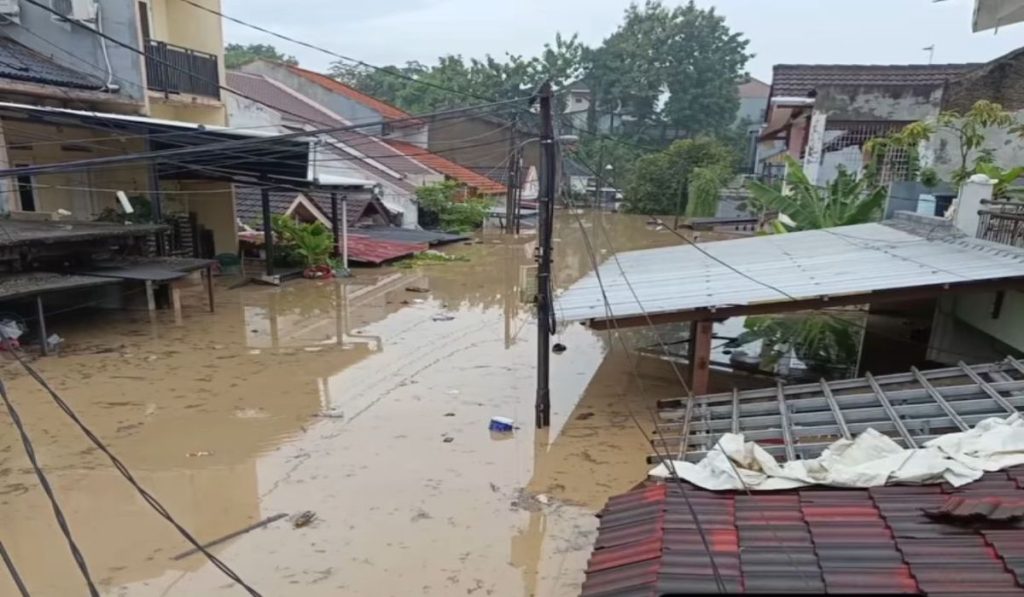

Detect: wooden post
[171,282,183,325]
[261,185,274,277]
[205,265,215,312]
[341,194,349,272]
[330,191,340,258]
[145,280,156,312]
[36,295,47,357]
[689,320,713,395]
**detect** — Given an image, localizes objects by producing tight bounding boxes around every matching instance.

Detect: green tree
[732,314,862,379]
[332,34,586,114]
[415,181,490,233]
[587,1,751,138]
[624,137,734,215]
[225,43,298,69]
[746,155,887,232]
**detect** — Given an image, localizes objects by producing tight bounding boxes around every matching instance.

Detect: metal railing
[977,200,1024,248]
[144,39,220,99]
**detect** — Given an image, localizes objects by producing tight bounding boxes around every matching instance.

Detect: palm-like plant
[746,155,888,232]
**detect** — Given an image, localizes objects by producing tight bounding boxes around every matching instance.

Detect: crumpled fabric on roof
[650,414,1024,490]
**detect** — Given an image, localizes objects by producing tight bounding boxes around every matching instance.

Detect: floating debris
[291,511,317,528]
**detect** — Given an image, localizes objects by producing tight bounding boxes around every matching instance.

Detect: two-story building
[0,0,268,256]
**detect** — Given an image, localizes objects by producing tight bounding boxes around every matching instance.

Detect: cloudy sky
[223,0,1024,81]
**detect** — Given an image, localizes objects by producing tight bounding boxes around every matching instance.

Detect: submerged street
[0,213,693,596]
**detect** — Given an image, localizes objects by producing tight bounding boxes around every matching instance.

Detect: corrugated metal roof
[347,234,425,265]
[357,226,468,246]
[583,472,1024,596]
[770,63,979,97]
[657,358,1024,463]
[556,213,1024,325]
[0,38,105,90]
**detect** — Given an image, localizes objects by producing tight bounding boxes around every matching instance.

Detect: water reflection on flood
[0,213,725,597]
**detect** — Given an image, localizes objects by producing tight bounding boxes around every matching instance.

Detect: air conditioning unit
[49,0,97,25]
[0,0,20,24]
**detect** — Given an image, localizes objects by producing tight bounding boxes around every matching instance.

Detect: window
[575,97,584,104]
[137,1,151,40]
[15,172,34,211]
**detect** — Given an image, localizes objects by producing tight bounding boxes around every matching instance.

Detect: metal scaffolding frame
[652,358,1024,463]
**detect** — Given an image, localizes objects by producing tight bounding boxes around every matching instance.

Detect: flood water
[0,213,708,596]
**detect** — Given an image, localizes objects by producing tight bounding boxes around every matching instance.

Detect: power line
[0,338,264,596]
[0,378,99,597]
[556,194,820,592]
[19,0,391,131]
[566,153,1004,364]
[0,540,29,597]
[173,0,499,105]
[0,96,528,180]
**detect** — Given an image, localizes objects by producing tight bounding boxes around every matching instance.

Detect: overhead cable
[0,337,264,597]
[0,379,99,597]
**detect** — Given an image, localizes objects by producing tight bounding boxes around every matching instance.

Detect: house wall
[4,120,150,215]
[174,180,236,254]
[929,294,1024,364]
[241,61,385,134]
[428,116,541,178]
[145,0,227,125]
[815,85,944,123]
[3,0,145,102]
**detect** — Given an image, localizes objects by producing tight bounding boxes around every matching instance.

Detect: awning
[0,101,312,183]
[973,0,1024,32]
[556,212,1024,328]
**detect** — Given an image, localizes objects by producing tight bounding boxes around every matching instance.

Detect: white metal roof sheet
[556,218,1024,324]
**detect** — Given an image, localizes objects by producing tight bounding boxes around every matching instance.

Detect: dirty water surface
[0,213,701,596]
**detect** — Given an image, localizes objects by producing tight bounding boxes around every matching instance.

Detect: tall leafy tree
[624,137,734,214]
[225,43,298,69]
[587,1,752,138]
[332,34,585,114]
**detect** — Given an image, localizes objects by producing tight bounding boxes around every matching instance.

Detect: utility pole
[504,114,519,234]
[535,80,555,429]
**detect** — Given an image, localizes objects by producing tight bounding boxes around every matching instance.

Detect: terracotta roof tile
[583,470,1024,596]
[386,139,506,196]
[285,64,417,123]
[771,63,980,97]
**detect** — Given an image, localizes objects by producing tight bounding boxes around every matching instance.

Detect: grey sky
[222,0,1024,82]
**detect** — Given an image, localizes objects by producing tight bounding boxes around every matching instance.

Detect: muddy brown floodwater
[0,213,702,597]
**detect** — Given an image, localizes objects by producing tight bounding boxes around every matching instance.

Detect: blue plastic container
[489,416,515,432]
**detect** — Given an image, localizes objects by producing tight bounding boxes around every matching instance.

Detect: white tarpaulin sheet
[650,414,1024,490]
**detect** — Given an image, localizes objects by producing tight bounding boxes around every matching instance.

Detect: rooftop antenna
[923,44,936,64]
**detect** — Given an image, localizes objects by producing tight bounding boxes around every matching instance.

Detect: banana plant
[746,155,887,232]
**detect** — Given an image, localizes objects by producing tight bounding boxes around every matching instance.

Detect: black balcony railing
[144,39,220,99]
[977,200,1024,248]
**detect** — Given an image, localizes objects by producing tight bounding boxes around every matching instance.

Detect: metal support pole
[535,80,555,429]
[504,116,518,234]
[341,194,349,272]
[330,191,340,258]
[261,185,274,277]
[146,135,165,256]
[36,295,47,357]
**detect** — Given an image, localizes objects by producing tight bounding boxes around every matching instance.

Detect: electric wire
[0,379,99,597]
[557,194,819,592]
[566,153,1005,364]
[0,336,264,596]
[0,539,29,597]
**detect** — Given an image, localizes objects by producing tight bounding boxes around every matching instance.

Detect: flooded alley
[0,213,696,597]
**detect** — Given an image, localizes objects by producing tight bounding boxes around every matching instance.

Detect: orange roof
[285,64,418,124]
[386,140,506,196]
